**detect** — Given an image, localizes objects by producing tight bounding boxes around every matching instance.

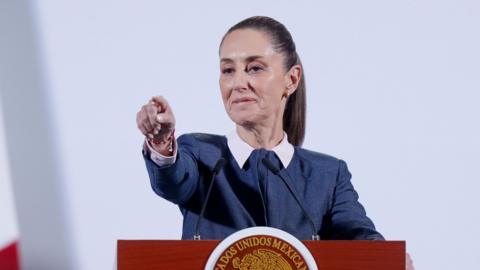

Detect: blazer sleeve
[143,134,200,205]
[327,160,385,240]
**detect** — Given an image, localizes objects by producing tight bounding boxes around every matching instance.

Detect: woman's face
[219,29,299,128]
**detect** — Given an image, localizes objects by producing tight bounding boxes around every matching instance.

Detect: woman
[136,16,384,241]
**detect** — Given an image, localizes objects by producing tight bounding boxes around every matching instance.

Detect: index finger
[150,96,170,113]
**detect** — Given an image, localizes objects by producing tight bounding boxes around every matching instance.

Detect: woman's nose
[232,71,249,91]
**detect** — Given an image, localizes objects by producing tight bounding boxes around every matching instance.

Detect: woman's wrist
[149,129,175,156]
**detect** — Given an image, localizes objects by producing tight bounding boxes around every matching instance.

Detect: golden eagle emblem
[232,249,292,270]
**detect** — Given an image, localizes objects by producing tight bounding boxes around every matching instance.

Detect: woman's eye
[222,68,234,74]
[248,66,264,73]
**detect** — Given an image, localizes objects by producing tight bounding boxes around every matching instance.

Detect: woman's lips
[232,97,256,104]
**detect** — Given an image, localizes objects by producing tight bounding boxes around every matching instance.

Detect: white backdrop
[1,0,479,269]
[0,95,19,254]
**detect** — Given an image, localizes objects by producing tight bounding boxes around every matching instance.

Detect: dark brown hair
[220,16,306,146]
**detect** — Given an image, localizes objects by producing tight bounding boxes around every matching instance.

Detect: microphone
[262,158,320,240]
[194,158,226,240]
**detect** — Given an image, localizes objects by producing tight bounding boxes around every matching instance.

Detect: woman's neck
[236,122,284,149]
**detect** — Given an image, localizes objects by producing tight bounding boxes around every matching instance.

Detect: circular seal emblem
[205,227,318,270]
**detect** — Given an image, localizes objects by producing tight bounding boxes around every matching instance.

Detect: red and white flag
[0,104,20,270]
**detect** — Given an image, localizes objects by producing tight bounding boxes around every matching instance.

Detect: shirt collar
[226,130,294,168]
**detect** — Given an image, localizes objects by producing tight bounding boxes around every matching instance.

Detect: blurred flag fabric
[0,103,20,270]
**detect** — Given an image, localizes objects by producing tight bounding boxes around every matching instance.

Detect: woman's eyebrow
[245,55,264,62]
[220,55,264,63]
[220,58,233,64]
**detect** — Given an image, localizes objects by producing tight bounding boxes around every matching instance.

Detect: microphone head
[262,158,280,175]
[213,158,226,173]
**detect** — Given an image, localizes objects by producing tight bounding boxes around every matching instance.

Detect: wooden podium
[117,240,405,269]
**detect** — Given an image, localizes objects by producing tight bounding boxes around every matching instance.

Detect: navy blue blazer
[144,133,384,240]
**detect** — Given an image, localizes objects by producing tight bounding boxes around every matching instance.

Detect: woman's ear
[284,64,302,96]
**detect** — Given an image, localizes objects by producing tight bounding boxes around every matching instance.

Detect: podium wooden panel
[118,240,405,269]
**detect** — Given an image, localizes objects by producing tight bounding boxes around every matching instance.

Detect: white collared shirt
[226,131,294,168]
[145,131,294,168]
